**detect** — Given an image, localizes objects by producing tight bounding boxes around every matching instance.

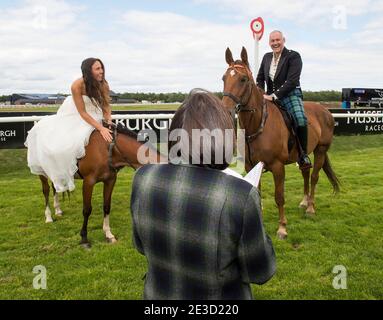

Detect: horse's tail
[323,153,340,194]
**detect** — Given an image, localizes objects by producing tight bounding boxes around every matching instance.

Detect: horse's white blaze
[103,215,115,239]
[230,70,236,77]
[45,206,53,223]
[54,193,63,216]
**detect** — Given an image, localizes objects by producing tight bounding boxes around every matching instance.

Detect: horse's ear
[225,48,234,65]
[241,46,249,68]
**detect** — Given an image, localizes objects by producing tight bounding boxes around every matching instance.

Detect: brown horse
[222,47,340,239]
[39,123,166,248]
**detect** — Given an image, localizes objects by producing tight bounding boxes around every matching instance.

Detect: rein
[222,64,268,167]
[104,122,136,172]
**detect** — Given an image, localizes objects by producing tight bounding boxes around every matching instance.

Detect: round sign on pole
[250,17,265,177]
[250,17,265,75]
[250,17,264,41]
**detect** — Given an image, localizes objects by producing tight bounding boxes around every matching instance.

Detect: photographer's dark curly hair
[81,57,109,111]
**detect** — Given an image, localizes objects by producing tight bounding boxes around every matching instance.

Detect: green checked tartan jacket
[130,164,276,300]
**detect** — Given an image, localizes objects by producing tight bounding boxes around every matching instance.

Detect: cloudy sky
[0,0,382,94]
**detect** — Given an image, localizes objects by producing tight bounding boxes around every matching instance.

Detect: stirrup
[298,155,312,170]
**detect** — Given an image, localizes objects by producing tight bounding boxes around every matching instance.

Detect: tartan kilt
[279,89,307,127]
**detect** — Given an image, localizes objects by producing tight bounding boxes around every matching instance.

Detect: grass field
[0,134,382,300]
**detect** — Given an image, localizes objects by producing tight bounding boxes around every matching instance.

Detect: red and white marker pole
[250,17,265,177]
[250,17,264,76]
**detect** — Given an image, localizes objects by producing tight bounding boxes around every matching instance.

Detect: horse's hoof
[106,236,117,244]
[306,206,315,216]
[299,201,308,209]
[45,217,53,223]
[80,242,91,249]
[55,210,63,216]
[277,230,288,240]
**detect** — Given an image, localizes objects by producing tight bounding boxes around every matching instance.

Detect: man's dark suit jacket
[256,47,302,99]
[131,163,276,300]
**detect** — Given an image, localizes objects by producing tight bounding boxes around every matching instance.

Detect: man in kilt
[256,30,312,169]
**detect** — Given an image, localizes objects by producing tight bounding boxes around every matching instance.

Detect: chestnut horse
[222,47,340,239]
[39,123,166,248]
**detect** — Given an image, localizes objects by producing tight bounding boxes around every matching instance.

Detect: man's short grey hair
[270,30,284,38]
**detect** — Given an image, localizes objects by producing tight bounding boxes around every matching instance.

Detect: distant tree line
[0,95,11,103]
[302,90,341,102]
[118,90,341,103]
[0,91,342,104]
[118,92,186,103]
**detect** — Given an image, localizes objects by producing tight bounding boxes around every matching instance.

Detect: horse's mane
[115,122,138,139]
[115,122,159,151]
[102,121,138,139]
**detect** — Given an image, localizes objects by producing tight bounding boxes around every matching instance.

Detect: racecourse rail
[0,112,383,123]
[1,111,382,149]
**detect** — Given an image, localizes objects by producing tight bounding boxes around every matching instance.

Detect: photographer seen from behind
[130,89,276,300]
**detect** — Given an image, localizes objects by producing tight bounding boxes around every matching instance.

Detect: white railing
[0,103,181,110]
[0,112,382,123]
[331,113,383,118]
[0,113,175,123]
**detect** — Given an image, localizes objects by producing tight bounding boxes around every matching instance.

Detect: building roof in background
[12,93,66,100]
[109,90,119,97]
[13,91,119,99]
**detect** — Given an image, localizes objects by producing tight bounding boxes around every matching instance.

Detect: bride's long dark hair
[81,57,109,111]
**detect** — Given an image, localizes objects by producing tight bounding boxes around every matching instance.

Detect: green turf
[0,134,382,299]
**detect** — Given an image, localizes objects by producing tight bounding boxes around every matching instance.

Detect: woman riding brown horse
[222,47,340,239]
[25,57,165,247]
[40,124,166,248]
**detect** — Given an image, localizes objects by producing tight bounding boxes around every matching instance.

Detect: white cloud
[108,7,383,92]
[0,2,253,94]
[194,0,372,21]
[0,0,382,95]
[0,0,88,94]
[296,43,383,90]
[94,10,255,93]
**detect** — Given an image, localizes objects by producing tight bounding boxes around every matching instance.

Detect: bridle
[222,63,268,167]
[223,65,254,113]
[105,122,136,172]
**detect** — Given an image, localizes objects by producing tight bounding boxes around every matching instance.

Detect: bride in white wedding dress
[25,58,113,192]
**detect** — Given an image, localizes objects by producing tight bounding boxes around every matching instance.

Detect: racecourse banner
[0,110,174,149]
[330,108,383,135]
[0,112,53,149]
[0,108,382,149]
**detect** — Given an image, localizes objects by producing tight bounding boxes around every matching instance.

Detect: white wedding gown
[25,95,103,192]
